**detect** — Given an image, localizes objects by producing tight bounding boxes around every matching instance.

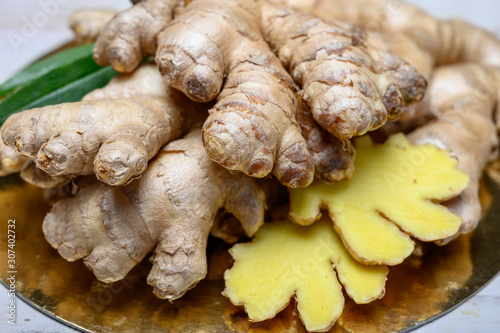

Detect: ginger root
[93,0,182,73]
[43,127,266,300]
[278,0,500,76]
[408,63,500,243]
[20,160,71,189]
[92,0,428,186]
[69,9,116,44]
[224,209,388,332]
[260,1,426,139]
[289,133,469,265]
[0,140,27,176]
[273,0,500,128]
[1,63,200,186]
[297,101,356,183]
[1,135,71,187]
[88,1,500,190]
[87,0,319,187]
[155,0,314,187]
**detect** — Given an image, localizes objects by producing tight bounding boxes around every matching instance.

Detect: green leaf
[0,44,96,97]
[0,43,120,126]
[0,65,118,125]
[0,56,101,114]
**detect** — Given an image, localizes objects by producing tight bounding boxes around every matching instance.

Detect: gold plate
[1,166,500,332]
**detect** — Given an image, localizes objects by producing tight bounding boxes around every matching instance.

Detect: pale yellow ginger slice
[224,213,388,333]
[289,133,469,266]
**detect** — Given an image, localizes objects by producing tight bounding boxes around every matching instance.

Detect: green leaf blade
[0,43,96,97]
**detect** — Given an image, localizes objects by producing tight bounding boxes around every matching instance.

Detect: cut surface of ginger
[224,211,388,332]
[289,133,469,265]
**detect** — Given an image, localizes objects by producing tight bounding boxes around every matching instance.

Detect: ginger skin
[43,127,266,301]
[93,0,182,73]
[20,160,71,189]
[156,0,314,187]
[297,102,355,183]
[90,0,433,185]
[69,9,116,44]
[278,0,500,76]
[1,140,69,187]
[259,1,426,140]
[0,140,27,176]
[2,64,200,186]
[408,64,500,243]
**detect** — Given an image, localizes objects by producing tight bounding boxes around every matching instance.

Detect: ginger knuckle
[183,68,222,102]
[93,0,180,72]
[274,142,314,188]
[382,83,404,120]
[203,103,277,178]
[108,47,137,73]
[202,124,244,170]
[38,127,267,299]
[0,63,195,184]
[259,2,428,139]
[245,158,271,177]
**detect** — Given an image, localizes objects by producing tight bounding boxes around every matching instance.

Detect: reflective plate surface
[1,164,499,332]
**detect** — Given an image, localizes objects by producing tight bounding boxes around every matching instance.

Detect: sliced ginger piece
[224,211,388,333]
[290,133,469,265]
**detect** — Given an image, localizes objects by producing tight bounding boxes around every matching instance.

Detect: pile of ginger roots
[2,0,500,302]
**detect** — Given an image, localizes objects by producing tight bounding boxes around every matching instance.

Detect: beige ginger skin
[156,0,315,187]
[69,9,117,45]
[259,1,426,140]
[1,139,71,188]
[2,63,200,186]
[277,0,500,75]
[43,127,267,301]
[93,0,429,185]
[93,0,183,73]
[0,140,27,176]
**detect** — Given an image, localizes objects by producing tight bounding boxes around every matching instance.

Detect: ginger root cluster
[1,0,500,330]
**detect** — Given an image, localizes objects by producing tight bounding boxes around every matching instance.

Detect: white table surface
[0,1,499,332]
